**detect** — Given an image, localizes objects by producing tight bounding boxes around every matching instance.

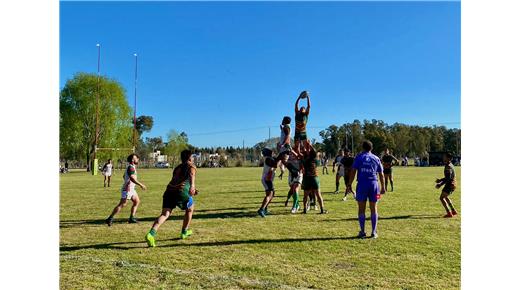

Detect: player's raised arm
[295,95,301,113]
[305,93,311,114]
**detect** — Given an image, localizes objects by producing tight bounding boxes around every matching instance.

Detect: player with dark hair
[145,150,198,247]
[102,159,113,187]
[258,149,289,217]
[341,150,355,201]
[347,140,385,238]
[436,152,458,218]
[332,149,346,194]
[301,140,327,214]
[277,116,292,179]
[105,154,147,226]
[284,148,303,213]
[381,148,399,191]
[294,91,311,155]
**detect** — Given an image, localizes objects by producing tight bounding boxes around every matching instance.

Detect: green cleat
[145,233,156,247]
[181,229,193,239]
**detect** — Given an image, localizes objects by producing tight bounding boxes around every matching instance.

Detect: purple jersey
[352,152,383,182]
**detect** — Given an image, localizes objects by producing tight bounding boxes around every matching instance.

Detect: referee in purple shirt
[347,140,386,238]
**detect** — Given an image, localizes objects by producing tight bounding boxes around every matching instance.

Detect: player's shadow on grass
[59,236,361,252]
[60,211,259,228]
[320,215,440,222]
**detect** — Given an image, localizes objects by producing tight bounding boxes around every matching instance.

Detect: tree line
[60,73,460,169]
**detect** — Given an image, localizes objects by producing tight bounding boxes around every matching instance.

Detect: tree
[135,115,154,137]
[163,130,189,166]
[60,72,133,170]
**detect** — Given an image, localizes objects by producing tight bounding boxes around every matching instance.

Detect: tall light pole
[133,53,138,152]
[93,43,101,175]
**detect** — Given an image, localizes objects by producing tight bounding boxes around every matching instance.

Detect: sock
[182,228,189,234]
[390,181,394,191]
[371,214,378,234]
[292,192,299,208]
[108,215,114,220]
[149,229,157,237]
[335,182,339,191]
[358,214,366,233]
[129,215,134,219]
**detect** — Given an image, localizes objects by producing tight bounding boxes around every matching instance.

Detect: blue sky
[60,1,460,148]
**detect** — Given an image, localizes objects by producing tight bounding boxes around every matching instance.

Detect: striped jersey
[121,164,137,192]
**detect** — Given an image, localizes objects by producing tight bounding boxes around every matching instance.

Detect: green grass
[60,166,460,289]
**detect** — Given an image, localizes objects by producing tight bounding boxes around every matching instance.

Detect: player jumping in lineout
[294,91,310,155]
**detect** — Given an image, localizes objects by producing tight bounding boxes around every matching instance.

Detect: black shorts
[383,168,392,175]
[442,184,456,195]
[162,191,193,210]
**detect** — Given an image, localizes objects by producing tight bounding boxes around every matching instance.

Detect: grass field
[60,166,460,289]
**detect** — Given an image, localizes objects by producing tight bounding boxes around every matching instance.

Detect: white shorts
[103,171,112,177]
[121,190,137,200]
[337,166,345,177]
[288,172,303,186]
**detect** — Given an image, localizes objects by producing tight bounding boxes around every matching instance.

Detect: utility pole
[133,53,138,152]
[268,126,271,140]
[243,140,245,163]
[93,43,101,175]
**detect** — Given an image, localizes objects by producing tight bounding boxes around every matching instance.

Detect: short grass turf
[60,166,460,289]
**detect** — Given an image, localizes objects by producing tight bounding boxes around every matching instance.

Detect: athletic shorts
[336,166,345,177]
[302,176,320,190]
[383,168,392,175]
[355,181,380,203]
[262,179,274,192]
[278,143,291,153]
[294,131,307,141]
[121,190,137,200]
[288,172,303,186]
[442,184,456,195]
[162,193,194,210]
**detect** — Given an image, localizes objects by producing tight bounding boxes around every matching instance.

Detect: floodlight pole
[93,43,101,174]
[133,53,138,151]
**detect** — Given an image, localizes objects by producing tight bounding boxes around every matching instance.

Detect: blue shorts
[355,181,380,203]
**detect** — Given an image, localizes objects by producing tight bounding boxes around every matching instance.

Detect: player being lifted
[294,91,310,155]
[258,148,289,217]
[277,116,292,179]
[381,148,399,191]
[145,150,198,247]
[105,154,147,226]
[435,152,458,218]
[332,149,346,194]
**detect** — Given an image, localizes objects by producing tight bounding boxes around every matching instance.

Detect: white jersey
[278,124,291,150]
[121,164,137,192]
[103,163,113,176]
[335,156,344,169]
[262,157,276,181]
